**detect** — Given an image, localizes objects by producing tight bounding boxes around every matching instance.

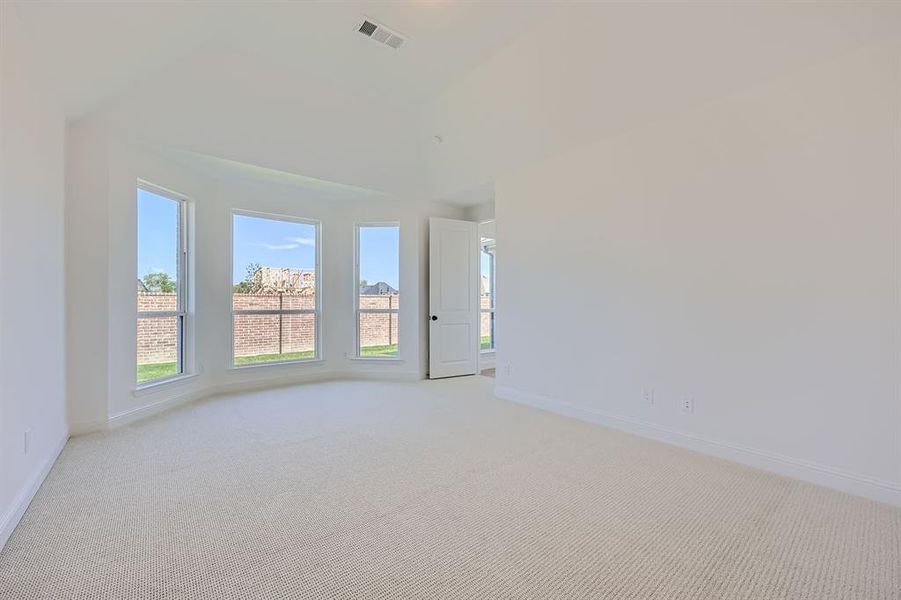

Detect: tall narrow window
[355,224,400,358]
[480,238,496,352]
[136,184,188,385]
[232,211,320,366]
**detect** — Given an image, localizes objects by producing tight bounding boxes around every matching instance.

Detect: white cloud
[287,236,315,246]
[255,242,299,251]
[251,236,314,251]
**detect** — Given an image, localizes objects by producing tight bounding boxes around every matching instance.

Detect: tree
[233,262,261,293]
[142,272,176,293]
[359,279,368,287]
[246,262,261,282]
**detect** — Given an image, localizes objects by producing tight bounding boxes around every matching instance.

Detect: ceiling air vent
[356,17,406,50]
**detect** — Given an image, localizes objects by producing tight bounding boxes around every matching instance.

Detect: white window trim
[230,209,322,367]
[136,180,193,390]
[354,222,401,361]
[133,373,199,396]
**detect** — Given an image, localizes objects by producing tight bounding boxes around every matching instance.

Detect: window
[136,184,188,385]
[481,238,495,352]
[355,224,400,358]
[231,211,320,366]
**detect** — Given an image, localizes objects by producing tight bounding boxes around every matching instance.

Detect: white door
[429,217,479,379]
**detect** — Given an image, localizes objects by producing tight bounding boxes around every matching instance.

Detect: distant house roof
[360,281,397,295]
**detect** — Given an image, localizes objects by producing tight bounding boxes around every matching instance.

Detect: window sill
[348,356,404,362]
[133,373,199,397]
[227,358,325,371]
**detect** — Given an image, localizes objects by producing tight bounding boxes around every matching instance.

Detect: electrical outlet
[642,388,655,405]
[24,429,31,455]
[680,397,694,414]
[504,364,511,376]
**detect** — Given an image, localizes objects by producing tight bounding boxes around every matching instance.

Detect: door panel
[439,229,471,310]
[429,218,479,379]
[438,323,471,363]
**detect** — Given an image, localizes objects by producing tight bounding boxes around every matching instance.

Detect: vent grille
[358,20,377,36]
[356,17,405,50]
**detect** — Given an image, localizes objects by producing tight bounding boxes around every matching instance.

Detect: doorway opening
[480,220,496,375]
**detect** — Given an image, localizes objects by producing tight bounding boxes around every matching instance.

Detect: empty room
[1,1,900,598]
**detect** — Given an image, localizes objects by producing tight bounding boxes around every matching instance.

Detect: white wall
[66,124,465,432]
[0,4,68,548]
[65,122,110,431]
[423,4,901,201]
[495,39,901,505]
[465,201,494,224]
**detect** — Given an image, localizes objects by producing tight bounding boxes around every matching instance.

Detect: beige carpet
[1,378,898,599]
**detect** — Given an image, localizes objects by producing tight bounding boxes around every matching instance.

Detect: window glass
[480,240,495,351]
[137,187,185,384]
[232,213,319,366]
[357,225,400,357]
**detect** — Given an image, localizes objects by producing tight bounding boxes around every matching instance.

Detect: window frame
[136,180,191,388]
[480,239,496,354]
[353,222,401,361]
[229,209,322,368]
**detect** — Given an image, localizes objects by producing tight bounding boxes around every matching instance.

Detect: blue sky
[137,188,179,280]
[138,192,400,290]
[358,226,399,289]
[231,216,400,289]
[233,214,317,284]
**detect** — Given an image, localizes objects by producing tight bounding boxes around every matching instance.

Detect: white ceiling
[13,1,901,204]
[14,1,544,118]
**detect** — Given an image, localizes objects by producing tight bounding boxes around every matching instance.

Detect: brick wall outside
[358,294,398,348]
[136,292,403,364]
[480,295,494,344]
[137,294,179,365]
[230,292,318,358]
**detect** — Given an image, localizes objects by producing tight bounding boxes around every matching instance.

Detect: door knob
[431,315,438,321]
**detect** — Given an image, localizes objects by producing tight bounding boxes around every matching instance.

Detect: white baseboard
[338,370,422,382]
[108,387,211,429]
[0,432,68,551]
[88,370,423,433]
[495,385,901,507]
[68,418,109,436]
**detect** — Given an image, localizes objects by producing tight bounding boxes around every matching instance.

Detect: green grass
[136,361,179,384]
[139,339,484,383]
[138,344,401,383]
[231,345,401,364]
[481,335,492,350]
[360,343,398,357]
[234,350,316,366]
[137,350,317,383]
